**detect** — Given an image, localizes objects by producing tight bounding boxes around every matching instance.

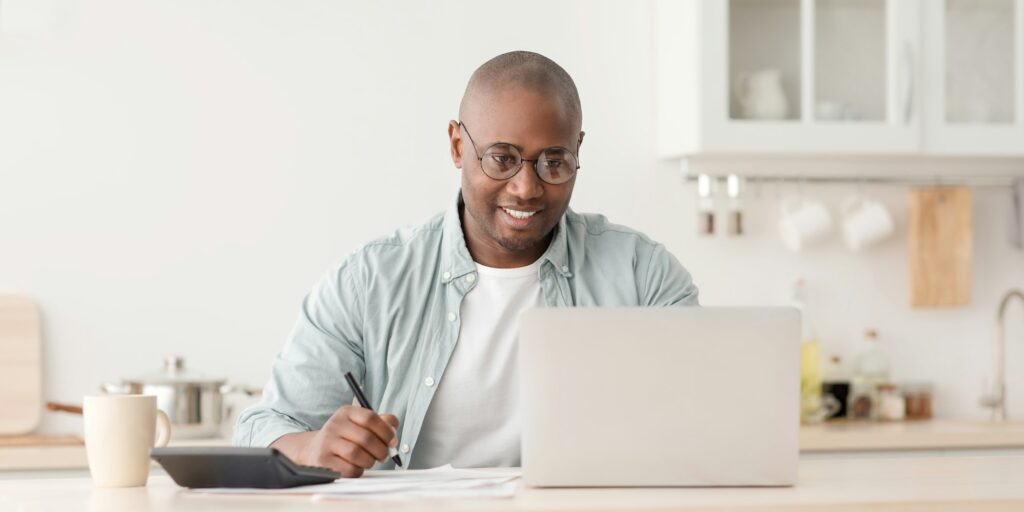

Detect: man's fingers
[380,413,399,446]
[380,413,399,431]
[329,432,381,468]
[346,407,398,448]
[320,453,365,478]
[337,421,389,462]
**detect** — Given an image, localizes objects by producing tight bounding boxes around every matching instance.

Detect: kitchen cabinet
[654,0,1024,157]
[922,0,1024,154]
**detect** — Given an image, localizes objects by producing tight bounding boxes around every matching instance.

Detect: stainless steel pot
[102,356,260,439]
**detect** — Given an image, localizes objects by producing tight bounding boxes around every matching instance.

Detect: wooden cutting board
[0,296,42,434]
[0,435,87,471]
[0,434,81,447]
[907,187,972,307]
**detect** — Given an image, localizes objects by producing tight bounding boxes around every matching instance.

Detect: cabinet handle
[901,41,914,124]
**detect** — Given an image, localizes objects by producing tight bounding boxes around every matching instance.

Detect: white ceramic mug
[779,197,833,252]
[84,394,171,487]
[841,196,895,251]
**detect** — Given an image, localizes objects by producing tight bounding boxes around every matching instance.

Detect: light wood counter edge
[519,502,1024,512]
[0,435,228,471]
[0,445,88,470]
[799,420,1024,452]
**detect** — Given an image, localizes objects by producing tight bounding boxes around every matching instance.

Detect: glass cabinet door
[813,0,888,123]
[924,0,1024,154]
[728,0,897,124]
[945,0,1016,125]
[729,0,802,121]
[720,0,919,153]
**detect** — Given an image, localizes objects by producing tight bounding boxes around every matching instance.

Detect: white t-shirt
[410,257,543,469]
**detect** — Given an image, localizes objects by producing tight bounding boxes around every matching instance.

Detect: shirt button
[424,377,435,387]
[442,271,451,280]
[561,265,569,272]
[447,312,457,322]
[466,274,476,283]
[400,444,410,454]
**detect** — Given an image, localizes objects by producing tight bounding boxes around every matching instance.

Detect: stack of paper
[195,465,521,501]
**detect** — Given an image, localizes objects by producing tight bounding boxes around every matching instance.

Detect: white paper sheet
[193,465,521,500]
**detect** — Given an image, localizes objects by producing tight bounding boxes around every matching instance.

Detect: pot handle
[101,381,131,394]
[219,383,262,397]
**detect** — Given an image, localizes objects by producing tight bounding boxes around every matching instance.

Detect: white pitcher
[734,69,789,120]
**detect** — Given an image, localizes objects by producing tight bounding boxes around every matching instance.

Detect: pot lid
[121,356,227,386]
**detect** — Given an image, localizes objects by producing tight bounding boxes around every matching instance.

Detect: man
[234,51,699,477]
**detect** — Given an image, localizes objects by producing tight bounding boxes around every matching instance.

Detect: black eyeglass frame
[458,121,581,185]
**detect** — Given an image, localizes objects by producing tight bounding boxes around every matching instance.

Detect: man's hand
[271,405,399,478]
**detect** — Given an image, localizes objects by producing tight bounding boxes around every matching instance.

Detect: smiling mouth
[501,207,540,220]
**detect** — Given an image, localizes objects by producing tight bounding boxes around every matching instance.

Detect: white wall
[2,0,1023,436]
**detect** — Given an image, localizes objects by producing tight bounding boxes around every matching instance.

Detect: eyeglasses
[459,121,579,185]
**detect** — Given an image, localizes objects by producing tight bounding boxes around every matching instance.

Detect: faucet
[980,289,1024,421]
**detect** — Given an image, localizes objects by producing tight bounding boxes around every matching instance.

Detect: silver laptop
[518,307,799,487]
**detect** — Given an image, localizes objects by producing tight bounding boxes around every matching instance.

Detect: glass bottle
[821,354,850,420]
[848,329,890,420]
[793,279,822,423]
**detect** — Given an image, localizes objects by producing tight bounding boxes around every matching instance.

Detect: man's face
[449,87,583,259]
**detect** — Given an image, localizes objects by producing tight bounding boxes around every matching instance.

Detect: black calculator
[150,447,340,489]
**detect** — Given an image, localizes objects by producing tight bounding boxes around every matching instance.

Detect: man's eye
[544,160,564,169]
[490,155,513,165]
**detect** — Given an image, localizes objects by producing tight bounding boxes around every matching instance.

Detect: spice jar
[847,386,873,420]
[726,174,744,236]
[903,382,934,420]
[877,383,905,421]
[696,174,715,235]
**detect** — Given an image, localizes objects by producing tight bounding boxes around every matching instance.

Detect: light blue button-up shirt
[233,192,699,467]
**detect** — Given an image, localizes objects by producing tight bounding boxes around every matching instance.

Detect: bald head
[459,51,582,131]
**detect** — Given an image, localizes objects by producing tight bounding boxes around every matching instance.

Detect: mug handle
[841,195,863,217]
[154,409,171,447]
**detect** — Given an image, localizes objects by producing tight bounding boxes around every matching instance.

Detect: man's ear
[578,130,585,150]
[448,120,463,169]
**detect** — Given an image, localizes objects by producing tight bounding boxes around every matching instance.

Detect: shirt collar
[440,190,572,284]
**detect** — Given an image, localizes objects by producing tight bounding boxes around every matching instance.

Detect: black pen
[343,371,403,467]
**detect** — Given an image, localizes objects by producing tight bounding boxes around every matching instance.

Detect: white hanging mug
[779,197,833,252]
[841,196,895,251]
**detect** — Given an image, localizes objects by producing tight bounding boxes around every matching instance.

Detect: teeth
[503,208,537,219]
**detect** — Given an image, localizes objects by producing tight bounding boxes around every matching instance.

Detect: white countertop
[2,452,1024,511]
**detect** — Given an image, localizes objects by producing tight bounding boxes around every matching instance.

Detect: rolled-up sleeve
[233,257,366,448]
[639,243,700,307]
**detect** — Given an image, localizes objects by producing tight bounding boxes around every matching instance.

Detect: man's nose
[507,160,544,200]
